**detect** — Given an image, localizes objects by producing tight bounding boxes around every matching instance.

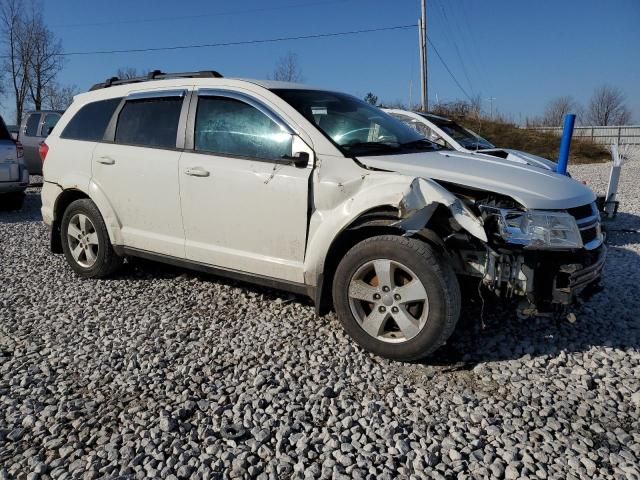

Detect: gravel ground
[1,164,639,480]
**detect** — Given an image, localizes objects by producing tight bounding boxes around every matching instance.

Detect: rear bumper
[41,181,62,227]
[0,169,29,193]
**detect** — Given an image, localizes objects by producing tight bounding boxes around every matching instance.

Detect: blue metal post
[556,114,576,175]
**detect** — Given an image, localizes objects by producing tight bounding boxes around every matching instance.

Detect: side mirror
[433,137,447,148]
[284,151,310,168]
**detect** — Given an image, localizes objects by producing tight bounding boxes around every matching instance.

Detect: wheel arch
[313,205,451,316]
[51,182,123,253]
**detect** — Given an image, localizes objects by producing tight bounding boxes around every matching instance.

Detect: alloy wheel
[347,259,430,343]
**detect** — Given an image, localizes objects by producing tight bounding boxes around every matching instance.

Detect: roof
[237,78,318,90]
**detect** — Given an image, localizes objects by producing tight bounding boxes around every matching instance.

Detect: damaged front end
[392,179,607,315]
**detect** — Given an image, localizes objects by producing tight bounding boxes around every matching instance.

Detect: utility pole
[418,0,428,112]
[488,97,496,118]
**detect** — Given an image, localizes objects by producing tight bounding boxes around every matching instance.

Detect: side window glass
[25,114,40,136]
[115,97,183,148]
[61,98,122,141]
[41,114,60,137]
[195,96,292,161]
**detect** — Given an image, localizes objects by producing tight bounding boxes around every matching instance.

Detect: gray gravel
[1,166,639,480]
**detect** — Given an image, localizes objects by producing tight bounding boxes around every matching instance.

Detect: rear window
[41,113,61,137]
[115,97,182,148]
[25,114,40,136]
[61,98,122,142]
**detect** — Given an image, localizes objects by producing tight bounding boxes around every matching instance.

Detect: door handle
[96,156,115,165]
[184,167,210,177]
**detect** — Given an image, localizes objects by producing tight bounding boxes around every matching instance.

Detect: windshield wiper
[400,139,442,151]
[342,141,401,153]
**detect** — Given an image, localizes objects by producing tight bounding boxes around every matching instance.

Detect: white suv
[41,71,605,361]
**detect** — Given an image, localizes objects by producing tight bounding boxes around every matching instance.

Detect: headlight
[483,208,583,249]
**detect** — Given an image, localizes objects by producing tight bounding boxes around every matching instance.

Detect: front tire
[332,235,461,361]
[60,199,122,278]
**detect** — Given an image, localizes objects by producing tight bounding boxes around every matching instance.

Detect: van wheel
[60,199,122,278]
[332,235,461,361]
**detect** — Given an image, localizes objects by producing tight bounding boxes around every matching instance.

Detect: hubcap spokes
[348,259,429,343]
[67,214,99,268]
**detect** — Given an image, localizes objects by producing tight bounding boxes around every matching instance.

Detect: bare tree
[541,96,581,126]
[270,52,304,82]
[43,83,78,110]
[26,10,64,110]
[116,67,141,80]
[1,0,32,124]
[586,85,632,126]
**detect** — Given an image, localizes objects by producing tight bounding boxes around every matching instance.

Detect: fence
[530,125,640,145]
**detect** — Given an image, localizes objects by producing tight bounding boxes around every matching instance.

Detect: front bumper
[551,245,606,304]
[524,245,607,306]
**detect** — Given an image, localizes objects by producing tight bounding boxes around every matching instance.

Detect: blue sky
[2,0,639,123]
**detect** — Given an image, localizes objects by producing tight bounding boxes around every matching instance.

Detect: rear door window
[41,113,60,137]
[61,98,122,141]
[115,97,183,148]
[25,114,40,136]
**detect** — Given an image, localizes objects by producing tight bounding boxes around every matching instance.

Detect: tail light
[15,140,23,158]
[39,142,49,162]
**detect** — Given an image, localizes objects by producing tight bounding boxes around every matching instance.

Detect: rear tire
[60,199,122,278]
[332,235,460,361]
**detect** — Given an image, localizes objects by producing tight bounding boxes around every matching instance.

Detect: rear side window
[115,97,182,148]
[41,113,60,137]
[25,114,40,136]
[194,96,291,160]
[61,98,122,141]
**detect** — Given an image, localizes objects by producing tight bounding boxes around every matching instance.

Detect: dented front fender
[304,159,487,286]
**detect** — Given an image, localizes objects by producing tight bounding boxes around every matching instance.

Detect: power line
[432,0,474,95]
[426,36,473,103]
[0,24,416,58]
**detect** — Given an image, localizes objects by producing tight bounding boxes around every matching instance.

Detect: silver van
[19,110,63,175]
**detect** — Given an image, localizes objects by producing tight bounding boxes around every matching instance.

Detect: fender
[50,172,124,246]
[303,169,487,286]
[87,179,124,245]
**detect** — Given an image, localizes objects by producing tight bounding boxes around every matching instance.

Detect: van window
[115,97,182,148]
[41,113,60,137]
[194,96,291,160]
[61,98,122,141]
[25,114,40,136]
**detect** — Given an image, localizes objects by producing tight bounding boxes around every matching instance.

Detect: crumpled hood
[357,150,595,210]
[478,148,557,171]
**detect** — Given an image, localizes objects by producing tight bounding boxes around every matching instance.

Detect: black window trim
[60,98,123,142]
[102,89,190,151]
[183,88,295,165]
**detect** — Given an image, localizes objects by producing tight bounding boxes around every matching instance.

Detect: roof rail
[89,70,223,91]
